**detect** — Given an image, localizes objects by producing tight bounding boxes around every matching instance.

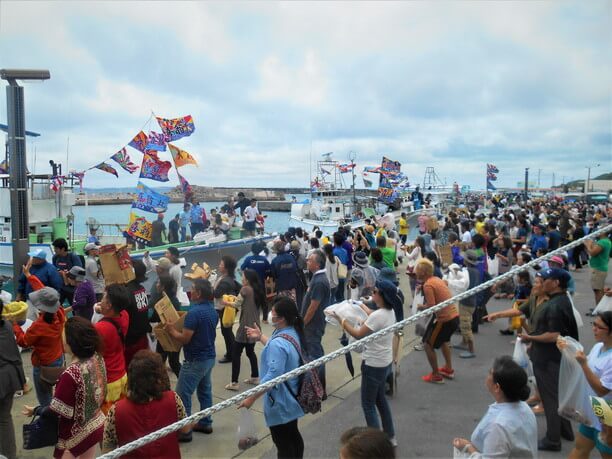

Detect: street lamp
[585,163,601,193]
[1,68,50,285]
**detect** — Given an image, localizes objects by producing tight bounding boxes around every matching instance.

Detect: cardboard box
[99,244,135,285]
[438,245,453,267]
[153,311,186,352]
[154,293,180,324]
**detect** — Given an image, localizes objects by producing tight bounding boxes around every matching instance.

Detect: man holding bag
[519,268,579,451]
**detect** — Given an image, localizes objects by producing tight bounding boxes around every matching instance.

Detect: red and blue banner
[111,148,139,174]
[93,162,119,178]
[128,131,149,153]
[377,156,401,203]
[146,131,169,152]
[156,115,195,141]
[139,152,172,182]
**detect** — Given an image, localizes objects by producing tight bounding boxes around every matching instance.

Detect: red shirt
[95,310,129,383]
[14,307,65,366]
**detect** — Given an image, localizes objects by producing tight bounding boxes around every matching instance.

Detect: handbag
[40,363,66,386]
[337,263,348,280]
[23,407,58,449]
[222,306,237,327]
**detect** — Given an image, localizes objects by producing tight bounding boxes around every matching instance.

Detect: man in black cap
[519,268,578,451]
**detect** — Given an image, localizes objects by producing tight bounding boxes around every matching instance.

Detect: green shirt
[380,247,396,269]
[590,238,611,272]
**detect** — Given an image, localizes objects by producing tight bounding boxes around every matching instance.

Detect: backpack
[276,333,324,414]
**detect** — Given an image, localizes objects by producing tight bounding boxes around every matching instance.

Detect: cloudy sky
[1,1,610,191]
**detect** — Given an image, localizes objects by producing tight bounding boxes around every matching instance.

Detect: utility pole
[552,172,555,188]
[537,168,542,189]
[1,68,51,284]
[585,163,601,193]
[524,168,529,201]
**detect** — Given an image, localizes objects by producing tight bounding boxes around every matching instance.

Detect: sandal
[225,382,239,391]
[243,377,260,385]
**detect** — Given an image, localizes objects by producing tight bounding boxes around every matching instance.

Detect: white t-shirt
[363,308,396,367]
[244,205,259,222]
[462,231,472,244]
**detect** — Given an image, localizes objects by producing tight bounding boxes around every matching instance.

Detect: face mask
[268,311,282,328]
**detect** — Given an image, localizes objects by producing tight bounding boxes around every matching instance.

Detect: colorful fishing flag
[93,162,119,178]
[50,176,63,193]
[70,170,86,191]
[337,163,356,173]
[363,166,381,174]
[168,144,198,167]
[146,131,169,152]
[128,131,149,153]
[487,163,499,174]
[111,148,139,174]
[362,173,373,188]
[125,212,153,243]
[487,171,497,181]
[156,115,195,141]
[487,180,497,190]
[132,181,170,214]
[176,171,192,194]
[139,152,172,182]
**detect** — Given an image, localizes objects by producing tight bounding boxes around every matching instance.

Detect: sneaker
[243,377,260,385]
[413,343,424,351]
[225,382,239,391]
[499,329,514,336]
[451,342,469,351]
[193,424,213,434]
[438,367,455,380]
[178,431,193,443]
[421,372,444,384]
[390,436,398,447]
[218,356,232,364]
[459,351,476,359]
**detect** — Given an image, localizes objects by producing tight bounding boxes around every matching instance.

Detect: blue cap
[537,267,571,286]
[27,249,47,260]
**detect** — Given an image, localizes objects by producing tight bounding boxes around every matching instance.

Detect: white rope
[98,223,612,458]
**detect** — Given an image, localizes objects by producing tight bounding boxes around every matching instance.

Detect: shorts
[458,305,474,341]
[591,269,608,291]
[244,221,256,232]
[579,423,612,455]
[423,316,459,349]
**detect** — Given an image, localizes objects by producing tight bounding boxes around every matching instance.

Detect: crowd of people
[146,192,266,248]
[0,194,610,459]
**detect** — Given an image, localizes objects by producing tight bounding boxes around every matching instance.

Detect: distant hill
[594,172,612,180]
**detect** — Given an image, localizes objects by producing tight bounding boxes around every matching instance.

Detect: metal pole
[524,168,529,201]
[6,82,29,284]
[586,167,591,193]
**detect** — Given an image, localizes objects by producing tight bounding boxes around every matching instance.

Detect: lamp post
[524,168,529,201]
[0,69,50,285]
[585,163,601,193]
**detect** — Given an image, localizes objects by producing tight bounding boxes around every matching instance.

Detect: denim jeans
[304,331,326,392]
[361,362,395,438]
[180,227,187,242]
[335,279,345,302]
[176,359,215,427]
[33,355,64,407]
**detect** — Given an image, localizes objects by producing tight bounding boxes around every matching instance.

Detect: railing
[98,224,612,458]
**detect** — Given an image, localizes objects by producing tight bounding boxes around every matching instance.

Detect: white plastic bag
[236,409,258,450]
[558,336,592,425]
[593,295,612,315]
[487,257,499,278]
[411,292,430,337]
[444,268,470,297]
[324,300,368,327]
[512,337,529,369]
[566,292,583,328]
[453,447,471,458]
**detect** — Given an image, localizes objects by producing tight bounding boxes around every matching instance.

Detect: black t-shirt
[124,280,151,345]
[301,271,331,339]
[530,292,579,365]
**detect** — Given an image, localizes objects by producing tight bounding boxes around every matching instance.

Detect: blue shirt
[241,255,271,284]
[271,252,298,291]
[260,327,305,427]
[190,204,203,224]
[333,246,348,265]
[183,301,218,361]
[17,261,63,296]
[179,210,191,228]
[529,234,548,257]
[341,240,354,270]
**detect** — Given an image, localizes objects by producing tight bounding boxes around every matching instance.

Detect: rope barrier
[98,223,612,458]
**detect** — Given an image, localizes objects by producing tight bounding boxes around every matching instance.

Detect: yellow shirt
[475,221,486,235]
[399,218,409,235]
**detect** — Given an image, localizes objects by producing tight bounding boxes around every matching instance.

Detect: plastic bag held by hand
[558,336,592,425]
[237,409,258,450]
[512,337,529,369]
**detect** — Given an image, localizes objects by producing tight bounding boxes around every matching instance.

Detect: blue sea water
[71,198,308,238]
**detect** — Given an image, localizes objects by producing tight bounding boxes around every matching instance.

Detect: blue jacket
[271,252,297,291]
[260,327,304,427]
[17,261,63,297]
